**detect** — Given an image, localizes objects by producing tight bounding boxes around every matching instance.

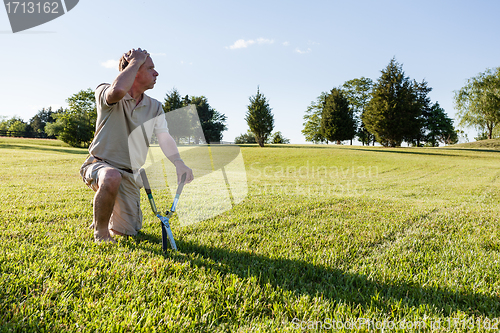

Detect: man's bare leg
[93,168,122,242]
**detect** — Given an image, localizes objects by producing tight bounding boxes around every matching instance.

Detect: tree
[45,110,94,147]
[302,92,327,144]
[320,88,356,144]
[234,130,257,144]
[404,80,433,146]
[29,107,56,138]
[0,116,28,136]
[45,89,96,147]
[190,96,227,144]
[475,127,500,141]
[29,114,44,135]
[245,87,274,147]
[9,120,27,135]
[67,89,97,128]
[454,67,500,139]
[425,102,458,146]
[363,58,423,147]
[0,117,9,133]
[163,88,184,112]
[342,77,374,145]
[269,131,290,144]
[163,88,191,144]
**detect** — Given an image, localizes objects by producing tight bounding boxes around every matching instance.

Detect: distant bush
[268,131,290,144]
[235,130,257,144]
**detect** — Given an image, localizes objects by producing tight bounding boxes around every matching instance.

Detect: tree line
[3,62,498,147]
[0,107,59,139]
[303,58,459,147]
[1,85,289,148]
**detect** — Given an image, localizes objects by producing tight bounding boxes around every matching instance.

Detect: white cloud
[226,38,275,50]
[294,48,312,54]
[282,41,290,46]
[100,59,119,69]
[227,39,254,49]
[255,38,274,45]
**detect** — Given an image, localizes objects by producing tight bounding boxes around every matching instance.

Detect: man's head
[119,49,159,91]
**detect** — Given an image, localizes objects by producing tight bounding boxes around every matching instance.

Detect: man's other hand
[174,161,194,185]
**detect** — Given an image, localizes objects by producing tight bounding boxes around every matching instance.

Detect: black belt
[93,156,134,174]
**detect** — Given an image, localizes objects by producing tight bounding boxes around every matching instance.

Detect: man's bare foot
[94,229,117,243]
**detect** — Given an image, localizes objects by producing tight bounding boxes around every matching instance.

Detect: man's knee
[98,168,122,193]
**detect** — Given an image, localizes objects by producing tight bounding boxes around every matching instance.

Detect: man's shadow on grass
[130,231,500,318]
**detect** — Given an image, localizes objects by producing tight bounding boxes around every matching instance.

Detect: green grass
[1,138,500,332]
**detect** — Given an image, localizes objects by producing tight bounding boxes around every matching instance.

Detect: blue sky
[1,0,499,143]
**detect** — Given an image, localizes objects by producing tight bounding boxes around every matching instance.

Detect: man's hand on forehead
[129,48,150,56]
[124,48,150,65]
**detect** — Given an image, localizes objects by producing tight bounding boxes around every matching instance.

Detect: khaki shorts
[80,156,143,236]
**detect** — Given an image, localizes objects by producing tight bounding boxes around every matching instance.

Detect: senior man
[80,48,193,242]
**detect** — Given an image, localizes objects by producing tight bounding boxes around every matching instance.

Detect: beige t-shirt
[89,83,169,170]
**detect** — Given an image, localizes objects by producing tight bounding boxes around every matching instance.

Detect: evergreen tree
[425,102,458,146]
[320,88,356,144]
[163,88,184,112]
[405,80,432,146]
[245,87,274,147]
[269,131,290,144]
[363,58,422,147]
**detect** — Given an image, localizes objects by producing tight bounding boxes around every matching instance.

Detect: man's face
[136,57,159,90]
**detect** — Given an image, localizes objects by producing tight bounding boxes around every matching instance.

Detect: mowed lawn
[1,137,500,332]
